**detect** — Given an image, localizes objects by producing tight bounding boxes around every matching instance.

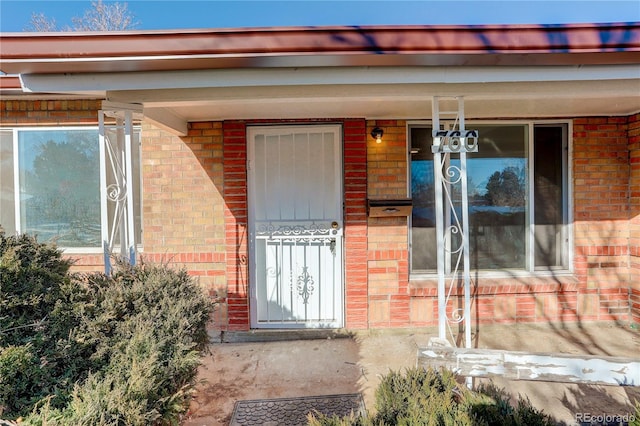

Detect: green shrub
[0,232,93,418]
[0,345,39,416]
[309,367,554,426]
[472,383,553,426]
[308,412,376,426]
[22,261,213,425]
[0,231,213,424]
[631,401,640,426]
[373,367,478,425]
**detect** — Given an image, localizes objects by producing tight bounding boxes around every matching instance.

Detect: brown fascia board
[0,75,99,99]
[0,75,26,97]
[1,22,639,74]
[0,75,22,89]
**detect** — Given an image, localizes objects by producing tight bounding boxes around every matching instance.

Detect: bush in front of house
[308,367,554,426]
[631,401,640,426]
[0,231,213,425]
[1,232,93,419]
[372,367,480,425]
[471,382,556,426]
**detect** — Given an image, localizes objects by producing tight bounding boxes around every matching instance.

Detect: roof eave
[1,22,639,74]
[2,51,639,75]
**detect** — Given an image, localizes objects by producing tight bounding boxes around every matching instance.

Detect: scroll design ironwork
[255,221,333,237]
[435,153,467,330]
[296,266,315,305]
[103,132,129,252]
[99,107,141,274]
[432,96,478,352]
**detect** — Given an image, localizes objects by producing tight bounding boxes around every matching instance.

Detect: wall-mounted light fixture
[370,127,384,144]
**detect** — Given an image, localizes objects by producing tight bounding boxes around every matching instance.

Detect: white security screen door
[248,125,343,328]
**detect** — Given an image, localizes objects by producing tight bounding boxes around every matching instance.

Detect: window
[0,127,142,251]
[410,122,569,274]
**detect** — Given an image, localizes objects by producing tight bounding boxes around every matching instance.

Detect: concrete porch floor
[183,322,640,426]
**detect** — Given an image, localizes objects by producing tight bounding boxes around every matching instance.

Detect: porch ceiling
[112,73,639,130]
[128,79,639,123]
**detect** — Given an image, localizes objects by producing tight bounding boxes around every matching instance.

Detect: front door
[247,125,344,328]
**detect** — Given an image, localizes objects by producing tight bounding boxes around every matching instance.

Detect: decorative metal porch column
[98,102,142,274]
[432,97,478,349]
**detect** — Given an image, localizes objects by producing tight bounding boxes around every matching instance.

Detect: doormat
[230,393,365,426]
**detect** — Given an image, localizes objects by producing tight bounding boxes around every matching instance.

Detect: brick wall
[222,121,249,331]
[343,119,369,329]
[628,113,640,324]
[366,120,410,327]
[141,121,227,297]
[410,278,582,326]
[574,117,631,322]
[0,99,100,126]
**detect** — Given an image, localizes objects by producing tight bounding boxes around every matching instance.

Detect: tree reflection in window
[485,166,525,207]
[19,130,101,247]
[411,124,534,271]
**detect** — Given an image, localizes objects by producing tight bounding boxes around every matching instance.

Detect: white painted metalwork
[418,343,640,387]
[432,97,478,350]
[247,125,343,328]
[254,221,342,327]
[98,103,142,273]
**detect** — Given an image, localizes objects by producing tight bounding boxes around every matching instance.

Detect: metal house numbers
[432,129,479,153]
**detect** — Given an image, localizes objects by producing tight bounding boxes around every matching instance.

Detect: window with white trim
[409,122,570,274]
[0,127,142,251]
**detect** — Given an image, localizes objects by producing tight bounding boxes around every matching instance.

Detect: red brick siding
[632,289,640,324]
[366,120,410,327]
[343,119,369,329]
[141,121,227,294]
[628,113,640,323]
[408,278,623,325]
[573,116,631,321]
[222,121,250,331]
[0,99,100,126]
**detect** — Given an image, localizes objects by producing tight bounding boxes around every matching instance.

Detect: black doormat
[230,393,365,425]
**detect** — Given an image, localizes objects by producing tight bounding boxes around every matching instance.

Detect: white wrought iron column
[432,97,478,350]
[123,111,136,266]
[98,102,142,273]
